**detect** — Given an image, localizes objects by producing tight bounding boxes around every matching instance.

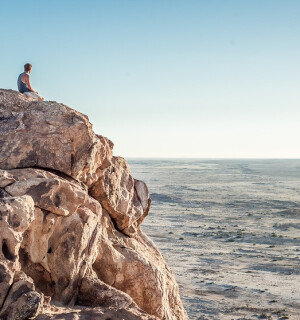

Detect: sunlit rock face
[0,89,113,187]
[0,89,188,320]
[89,156,151,236]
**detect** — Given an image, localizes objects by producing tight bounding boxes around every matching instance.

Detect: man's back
[17,72,31,93]
[17,63,44,101]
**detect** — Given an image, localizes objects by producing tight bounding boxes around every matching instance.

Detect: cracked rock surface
[0,89,188,320]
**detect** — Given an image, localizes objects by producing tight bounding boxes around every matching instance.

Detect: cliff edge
[0,89,188,320]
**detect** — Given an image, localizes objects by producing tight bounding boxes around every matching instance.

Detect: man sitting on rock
[17,63,44,101]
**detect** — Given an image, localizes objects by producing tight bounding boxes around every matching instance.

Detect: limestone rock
[21,206,102,305]
[0,170,15,188]
[135,179,151,211]
[0,89,188,320]
[0,89,113,187]
[4,168,103,305]
[0,194,35,265]
[78,269,138,310]
[0,261,14,308]
[2,168,106,306]
[0,271,43,320]
[0,188,11,199]
[0,194,41,319]
[93,224,188,320]
[36,305,158,320]
[89,157,151,236]
[5,168,90,216]
[36,270,159,320]
[2,168,187,319]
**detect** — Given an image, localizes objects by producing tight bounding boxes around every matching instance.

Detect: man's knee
[23,92,44,101]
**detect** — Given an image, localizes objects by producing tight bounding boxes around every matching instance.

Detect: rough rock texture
[0,170,15,188]
[0,89,113,187]
[89,156,151,236]
[36,306,158,320]
[0,271,43,320]
[0,194,43,319]
[93,225,186,319]
[0,89,188,320]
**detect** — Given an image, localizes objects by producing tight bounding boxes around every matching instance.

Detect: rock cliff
[0,89,188,320]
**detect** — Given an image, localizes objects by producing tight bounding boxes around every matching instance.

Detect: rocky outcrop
[0,89,188,320]
[0,90,112,187]
[0,194,43,320]
[89,156,151,236]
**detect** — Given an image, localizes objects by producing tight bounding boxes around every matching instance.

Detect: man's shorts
[23,92,41,101]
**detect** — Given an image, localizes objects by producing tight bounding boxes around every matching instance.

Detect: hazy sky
[1,0,300,158]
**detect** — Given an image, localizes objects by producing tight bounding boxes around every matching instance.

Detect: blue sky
[1,0,300,158]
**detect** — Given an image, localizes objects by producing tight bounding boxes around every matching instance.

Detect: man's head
[24,63,32,73]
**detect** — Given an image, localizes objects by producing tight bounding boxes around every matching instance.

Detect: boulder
[0,169,15,188]
[0,271,43,320]
[0,194,35,267]
[0,89,113,187]
[0,194,42,319]
[5,168,90,216]
[93,223,187,320]
[0,261,14,308]
[3,168,103,305]
[89,157,151,236]
[0,89,188,320]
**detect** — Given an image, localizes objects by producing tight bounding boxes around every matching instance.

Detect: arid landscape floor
[129,159,300,320]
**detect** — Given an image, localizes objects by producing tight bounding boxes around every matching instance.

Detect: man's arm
[22,74,38,93]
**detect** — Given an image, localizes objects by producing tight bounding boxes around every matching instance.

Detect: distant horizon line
[124,157,300,160]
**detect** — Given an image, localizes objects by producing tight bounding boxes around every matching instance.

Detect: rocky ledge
[0,89,188,320]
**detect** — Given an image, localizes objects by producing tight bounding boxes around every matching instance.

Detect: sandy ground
[143,205,300,320]
[131,159,300,320]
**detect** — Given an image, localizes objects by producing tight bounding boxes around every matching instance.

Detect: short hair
[24,63,32,72]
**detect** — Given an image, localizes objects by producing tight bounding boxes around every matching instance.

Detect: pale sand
[129,159,300,320]
[144,208,300,320]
